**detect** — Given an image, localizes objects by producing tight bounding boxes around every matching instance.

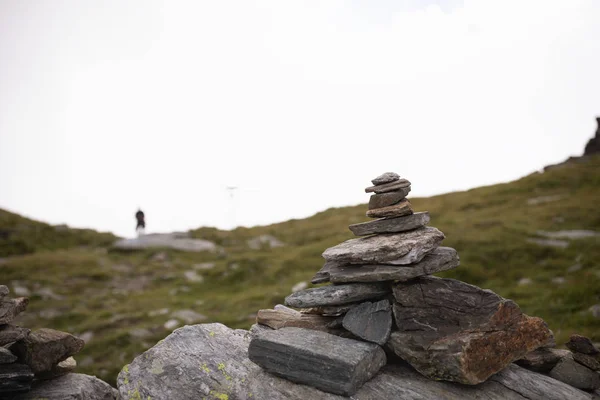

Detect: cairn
[0,285,85,397]
[248,172,553,396]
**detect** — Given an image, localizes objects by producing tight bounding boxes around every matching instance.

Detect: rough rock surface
[371,172,400,186]
[117,323,593,400]
[549,356,600,390]
[365,179,411,194]
[349,212,430,236]
[311,261,338,284]
[249,327,387,396]
[0,285,9,299]
[0,297,29,324]
[322,226,444,265]
[12,328,85,374]
[566,334,600,355]
[13,372,119,400]
[0,347,17,364]
[327,247,459,283]
[256,309,340,332]
[515,348,571,373]
[36,356,77,380]
[389,276,552,385]
[285,283,391,308]
[366,199,413,218]
[0,363,34,395]
[342,300,392,345]
[573,352,600,371]
[368,187,411,210]
[0,325,30,346]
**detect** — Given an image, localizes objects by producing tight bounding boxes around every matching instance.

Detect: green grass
[1,155,599,386]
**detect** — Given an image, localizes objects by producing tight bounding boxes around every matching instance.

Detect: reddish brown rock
[366,199,413,219]
[388,276,552,385]
[0,297,29,325]
[12,328,85,374]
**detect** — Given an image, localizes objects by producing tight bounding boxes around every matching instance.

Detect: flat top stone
[285,282,391,308]
[349,212,430,237]
[371,172,400,186]
[365,179,411,194]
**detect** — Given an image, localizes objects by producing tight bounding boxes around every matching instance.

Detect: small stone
[273,304,301,315]
[12,285,30,297]
[567,263,582,273]
[300,303,359,317]
[328,247,459,283]
[0,363,34,395]
[164,319,180,330]
[256,309,340,332]
[566,334,600,355]
[0,297,29,324]
[366,199,414,219]
[36,356,77,380]
[549,356,600,390]
[129,328,153,339]
[349,212,430,236]
[11,328,85,374]
[589,304,600,318]
[573,352,600,371]
[0,285,9,299]
[0,325,30,346]
[183,270,204,283]
[193,262,215,270]
[518,277,533,286]
[285,282,391,308]
[248,327,386,396]
[551,277,566,284]
[342,300,392,345]
[311,261,338,284]
[19,372,118,399]
[365,179,411,194]
[515,348,571,373]
[368,187,411,210]
[323,226,444,265]
[0,347,17,364]
[371,172,400,185]
[291,281,308,292]
[171,310,207,324]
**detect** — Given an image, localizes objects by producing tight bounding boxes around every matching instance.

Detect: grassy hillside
[1,155,599,386]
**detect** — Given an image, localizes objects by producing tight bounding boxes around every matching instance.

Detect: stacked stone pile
[249,172,553,396]
[0,284,89,397]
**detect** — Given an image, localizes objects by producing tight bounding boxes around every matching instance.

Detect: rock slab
[322,226,444,265]
[14,372,119,400]
[249,327,387,396]
[371,172,400,186]
[349,212,430,236]
[549,356,600,390]
[515,348,571,373]
[389,276,552,385]
[566,334,600,355]
[365,179,410,194]
[0,325,30,346]
[342,300,392,345]
[0,363,34,395]
[368,187,410,210]
[285,282,390,308]
[366,199,413,218]
[256,309,340,332]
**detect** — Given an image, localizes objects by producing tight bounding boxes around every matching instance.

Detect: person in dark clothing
[135,209,145,236]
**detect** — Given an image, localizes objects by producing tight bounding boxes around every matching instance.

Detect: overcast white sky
[1,0,599,238]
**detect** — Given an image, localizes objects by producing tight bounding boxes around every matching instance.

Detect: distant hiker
[135,208,145,236]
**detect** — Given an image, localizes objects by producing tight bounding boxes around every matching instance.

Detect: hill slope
[1,155,599,385]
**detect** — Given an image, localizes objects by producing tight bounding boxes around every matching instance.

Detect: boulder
[549,356,600,391]
[322,226,444,265]
[365,179,411,194]
[368,187,411,209]
[0,325,30,346]
[327,247,459,283]
[249,327,387,396]
[15,372,119,400]
[0,363,34,396]
[285,283,391,308]
[366,199,413,218]
[371,172,400,186]
[116,323,593,400]
[515,348,571,373]
[0,297,29,324]
[12,328,85,374]
[342,300,392,345]
[349,212,430,236]
[388,276,552,385]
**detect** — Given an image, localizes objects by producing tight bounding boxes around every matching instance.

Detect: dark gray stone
[368,188,410,210]
[549,356,600,390]
[116,323,593,400]
[566,334,600,355]
[285,283,391,308]
[0,363,34,395]
[366,199,413,218]
[573,352,600,372]
[0,297,29,325]
[349,212,430,236]
[371,172,400,186]
[0,347,17,364]
[249,327,387,396]
[515,348,571,373]
[365,179,411,194]
[0,325,30,346]
[311,261,340,284]
[323,226,444,265]
[389,276,552,384]
[16,372,119,399]
[0,285,9,299]
[328,247,459,283]
[342,300,392,345]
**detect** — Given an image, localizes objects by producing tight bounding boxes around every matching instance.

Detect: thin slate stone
[349,212,430,236]
[566,334,600,355]
[0,325,30,346]
[0,363,34,395]
[366,199,413,219]
[342,300,392,345]
[365,179,411,194]
[285,282,391,308]
[368,187,411,210]
[0,347,17,364]
[371,172,400,186]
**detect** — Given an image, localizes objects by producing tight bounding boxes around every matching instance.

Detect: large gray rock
[117,323,593,400]
[365,179,410,194]
[349,212,430,236]
[112,232,217,252]
[515,348,571,373]
[366,199,413,218]
[370,172,400,186]
[0,347,17,364]
[0,325,30,346]
[342,300,392,345]
[368,187,411,209]
[0,297,29,324]
[549,356,600,390]
[249,327,387,396]
[285,283,391,308]
[14,372,118,400]
[0,363,34,396]
[389,276,552,385]
[322,226,444,265]
[328,247,459,283]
